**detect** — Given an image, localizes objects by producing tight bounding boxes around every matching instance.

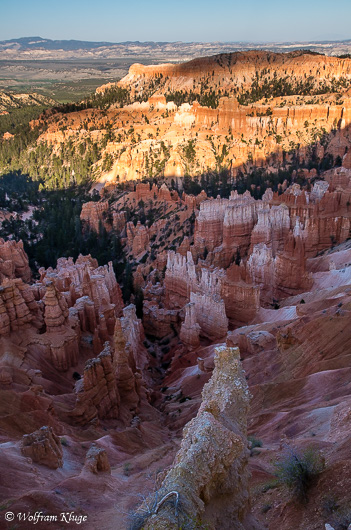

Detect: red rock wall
[0,239,31,283]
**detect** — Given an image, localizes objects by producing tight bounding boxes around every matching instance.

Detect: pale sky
[1,0,350,43]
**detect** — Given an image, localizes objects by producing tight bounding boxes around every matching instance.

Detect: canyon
[1,49,351,529]
[1,171,351,528]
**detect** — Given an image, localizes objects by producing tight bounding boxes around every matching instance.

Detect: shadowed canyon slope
[1,169,351,528]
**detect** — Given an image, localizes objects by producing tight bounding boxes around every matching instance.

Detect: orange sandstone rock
[0,238,31,283]
[72,342,119,425]
[80,200,110,233]
[21,426,63,469]
[84,443,111,474]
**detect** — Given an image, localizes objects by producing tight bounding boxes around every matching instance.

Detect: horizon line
[2,36,351,46]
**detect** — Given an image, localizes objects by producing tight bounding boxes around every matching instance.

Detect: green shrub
[248,435,263,449]
[248,435,263,456]
[274,446,325,502]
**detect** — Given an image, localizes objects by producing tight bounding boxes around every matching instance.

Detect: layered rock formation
[32,50,351,194]
[42,281,79,371]
[135,345,252,529]
[0,249,128,377]
[72,343,120,425]
[273,181,351,257]
[140,177,349,342]
[118,51,351,96]
[3,49,351,530]
[194,184,351,267]
[43,281,70,333]
[84,443,111,474]
[113,318,140,422]
[38,255,124,360]
[0,278,42,335]
[72,304,146,426]
[142,298,179,338]
[72,305,147,425]
[250,203,290,254]
[163,251,230,340]
[40,255,124,318]
[0,238,31,283]
[164,251,196,309]
[179,302,200,349]
[247,235,312,304]
[126,220,150,257]
[21,426,63,469]
[80,200,110,233]
[220,264,260,324]
[189,291,228,341]
[0,277,80,374]
[163,249,261,338]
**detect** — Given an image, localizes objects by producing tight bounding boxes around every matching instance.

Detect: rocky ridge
[133,345,255,530]
[0,90,56,113]
[23,50,351,191]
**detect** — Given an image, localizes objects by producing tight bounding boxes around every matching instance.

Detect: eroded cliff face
[163,251,230,340]
[77,170,346,346]
[28,50,351,192]
[43,92,351,188]
[225,240,351,529]
[72,342,120,425]
[137,174,350,341]
[39,254,124,336]
[71,305,147,427]
[0,244,173,530]
[0,238,31,283]
[152,236,351,530]
[195,183,351,265]
[80,200,111,233]
[116,51,351,95]
[0,252,144,412]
